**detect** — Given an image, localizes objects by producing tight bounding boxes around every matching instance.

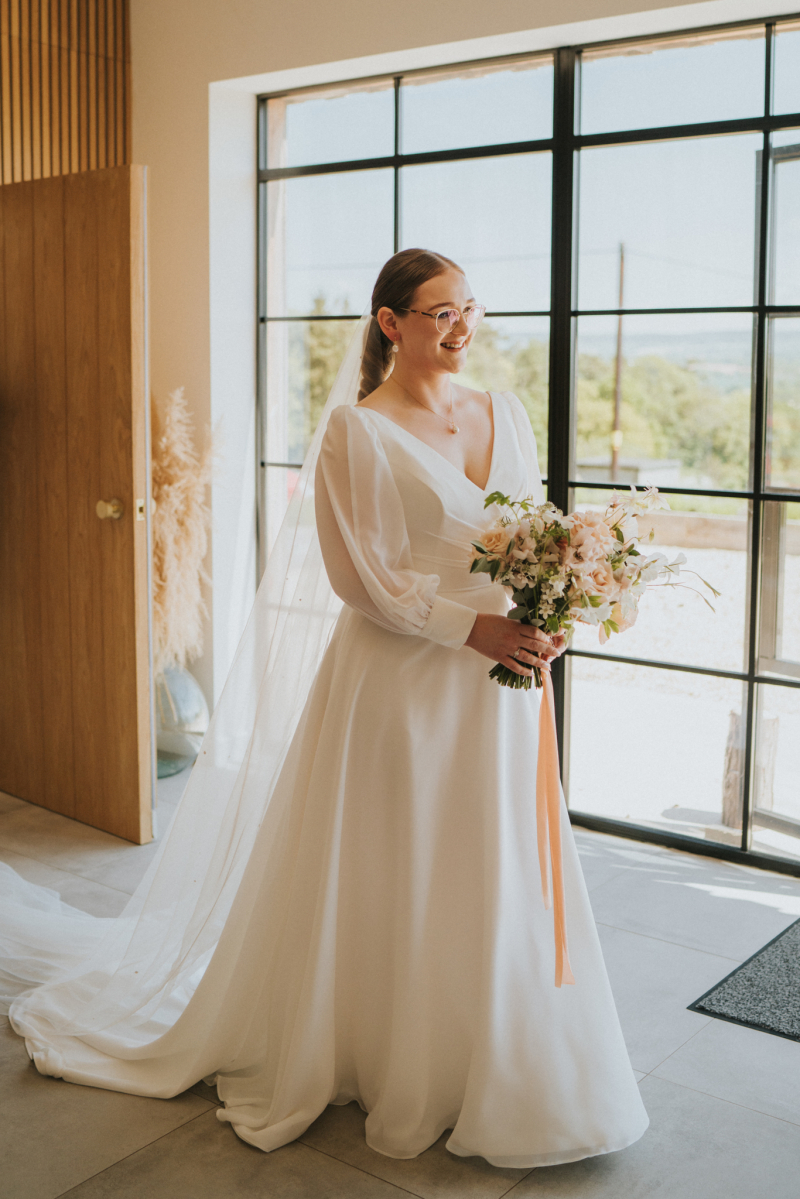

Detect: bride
[1,248,648,1168]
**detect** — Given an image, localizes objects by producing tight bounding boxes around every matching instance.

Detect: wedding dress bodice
[315,391,545,647]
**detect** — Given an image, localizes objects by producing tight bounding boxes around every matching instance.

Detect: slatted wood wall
[0,0,130,185]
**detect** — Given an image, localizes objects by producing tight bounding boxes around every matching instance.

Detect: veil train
[1,315,371,1065]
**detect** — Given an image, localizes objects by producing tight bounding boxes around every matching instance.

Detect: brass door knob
[96,498,124,520]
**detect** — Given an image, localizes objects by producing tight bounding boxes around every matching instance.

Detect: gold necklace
[394,379,459,434]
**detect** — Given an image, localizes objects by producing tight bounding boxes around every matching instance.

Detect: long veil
[1,315,372,1051]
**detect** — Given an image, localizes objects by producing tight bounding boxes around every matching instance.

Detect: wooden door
[0,165,153,844]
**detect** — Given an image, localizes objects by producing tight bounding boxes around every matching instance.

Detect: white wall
[130,0,798,704]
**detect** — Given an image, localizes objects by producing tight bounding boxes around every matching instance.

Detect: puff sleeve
[315,406,478,649]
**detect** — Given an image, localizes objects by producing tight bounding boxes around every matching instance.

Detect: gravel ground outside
[567,544,800,864]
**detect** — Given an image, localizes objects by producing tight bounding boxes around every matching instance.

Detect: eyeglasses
[400,305,486,334]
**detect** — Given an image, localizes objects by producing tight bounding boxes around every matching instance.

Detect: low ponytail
[357,318,393,403]
[358,248,463,402]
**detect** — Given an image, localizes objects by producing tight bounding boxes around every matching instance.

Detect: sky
[267,24,800,337]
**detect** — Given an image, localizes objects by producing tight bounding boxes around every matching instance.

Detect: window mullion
[393,76,401,254]
[549,45,577,780]
[743,22,775,852]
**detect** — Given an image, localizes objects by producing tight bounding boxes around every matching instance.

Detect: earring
[391,343,399,354]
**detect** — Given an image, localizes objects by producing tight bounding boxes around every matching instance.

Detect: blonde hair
[358,248,463,402]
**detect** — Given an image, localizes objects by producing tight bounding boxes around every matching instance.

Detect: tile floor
[2,777,800,1199]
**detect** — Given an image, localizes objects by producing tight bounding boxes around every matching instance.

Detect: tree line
[286,298,799,496]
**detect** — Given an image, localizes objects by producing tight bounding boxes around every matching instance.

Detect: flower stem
[488,663,543,690]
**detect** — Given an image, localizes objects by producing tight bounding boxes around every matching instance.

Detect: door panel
[0,175,46,807]
[0,165,153,843]
[33,175,76,815]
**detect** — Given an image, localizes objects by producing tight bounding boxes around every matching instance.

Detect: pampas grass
[151,387,212,677]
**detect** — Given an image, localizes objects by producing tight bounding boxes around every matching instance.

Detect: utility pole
[611,242,625,478]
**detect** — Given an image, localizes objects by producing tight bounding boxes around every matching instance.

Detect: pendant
[451,424,460,434]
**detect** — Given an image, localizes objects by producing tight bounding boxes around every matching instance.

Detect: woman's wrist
[464,612,486,650]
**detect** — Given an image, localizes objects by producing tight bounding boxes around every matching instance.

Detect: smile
[441,341,466,351]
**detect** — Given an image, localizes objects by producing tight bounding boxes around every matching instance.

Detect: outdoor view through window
[258,17,800,871]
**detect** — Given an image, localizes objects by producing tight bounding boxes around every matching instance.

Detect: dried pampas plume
[151,387,213,677]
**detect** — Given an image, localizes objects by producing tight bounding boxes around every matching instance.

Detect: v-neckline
[363,392,499,493]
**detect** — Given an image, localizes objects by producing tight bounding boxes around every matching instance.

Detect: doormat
[688,918,800,1042]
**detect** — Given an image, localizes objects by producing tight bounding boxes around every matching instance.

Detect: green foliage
[769,375,800,488]
[288,300,800,494]
[576,352,752,490]
[288,296,354,458]
[484,491,511,508]
[460,323,756,489]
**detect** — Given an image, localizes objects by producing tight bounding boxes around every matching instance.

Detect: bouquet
[470,486,718,690]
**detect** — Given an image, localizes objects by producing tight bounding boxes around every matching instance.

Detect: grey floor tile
[0,803,133,873]
[300,1101,530,1199]
[52,874,130,917]
[572,829,673,862]
[0,790,27,816]
[152,800,180,842]
[0,845,130,917]
[59,1108,415,1198]
[589,847,800,959]
[1,1014,25,1068]
[79,804,182,895]
[653,1016,800,1127]
[156,768,192,807]
[0,1018,213,1199]
[597,924,731,1073]
[188,1079,222,1107]
[573,829,673,894]
[0,843,101,891]
[78,842,162,896]
[506,1075,800,1199]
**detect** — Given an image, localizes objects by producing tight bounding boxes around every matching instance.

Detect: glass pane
[266,318,357,467]
[400,153,551,312]
[758,500,800,677]
[774,20,800,117]
[400,57,553,155]
[569,488,748,674]
[267,81,394,168]
[766,317,800,492]
[577,134,761,310]
[771,147,800,305]
[774,128,800,147]
[580,28,765,134]
[263,317,357,557]
[752,683,800,863]
[267,169,394,316]
[263,465,300,558]
[568,658,745,846]
[457,317,549,477]
[574,313,754,491]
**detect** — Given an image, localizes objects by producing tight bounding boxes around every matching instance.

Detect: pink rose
[481,526,514,554]
[586,560,616,595]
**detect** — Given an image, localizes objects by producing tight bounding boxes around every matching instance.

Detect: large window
[258,15,800,877]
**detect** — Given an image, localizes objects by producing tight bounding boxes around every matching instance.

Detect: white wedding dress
[2,322,647,1166]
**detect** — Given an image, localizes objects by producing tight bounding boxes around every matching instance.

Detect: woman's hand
[465,614,565,679]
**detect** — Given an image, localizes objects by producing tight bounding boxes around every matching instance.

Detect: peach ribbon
[536,669,575,988]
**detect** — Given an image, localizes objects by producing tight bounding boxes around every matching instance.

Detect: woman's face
[378,268,478,377]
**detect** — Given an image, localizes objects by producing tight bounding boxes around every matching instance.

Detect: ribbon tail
[535,696,551,913]
[537,672,575,988]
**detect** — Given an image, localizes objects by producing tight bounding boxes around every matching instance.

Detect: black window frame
[257,11,800,880]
